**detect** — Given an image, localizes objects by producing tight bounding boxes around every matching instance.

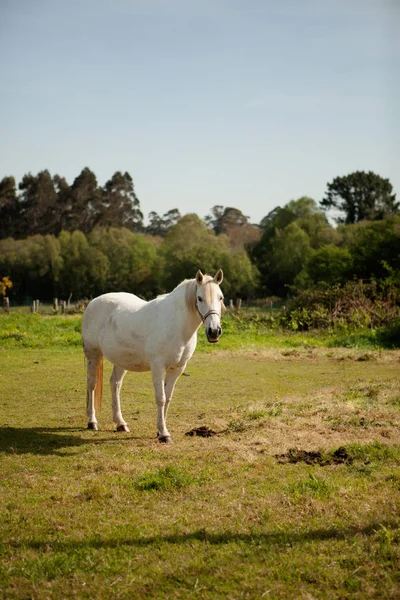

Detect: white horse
[81,269,224,442]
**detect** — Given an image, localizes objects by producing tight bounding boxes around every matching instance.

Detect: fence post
[229,299,234,310]
[236,298,242,310]
[35,299,40,313]
[3,297,10,313]
[53,298,58,313]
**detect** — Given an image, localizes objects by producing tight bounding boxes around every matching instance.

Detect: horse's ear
[214,269,223,284]
[196,270,204,284]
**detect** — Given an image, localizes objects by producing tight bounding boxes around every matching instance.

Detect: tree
[282,197,331,248]
[63,168,102,233]
[53,174,71,232]
[302,245,352,286]
[161,214,258,297]
[259,206,296,232]
[285,196,322,219]
[271,223,313,287]
[341,216,400,281]
[0,276,12,297]
[219,251,259,298]
[58,230,109,298]
[18,170,59,236]
[0,234,63,300]
[89,227,160,297]
[161,214,225,289]
[251,200,321,295]
[100,171,143,231]
[205,206,249,235]
[205,206,260,251]
[146,209,181,237]
[320,171,398,224]
[0,177,20,239]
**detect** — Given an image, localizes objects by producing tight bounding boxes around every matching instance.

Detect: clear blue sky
[1,0,399,224]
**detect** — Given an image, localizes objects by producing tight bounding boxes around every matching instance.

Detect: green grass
[0,313,82,348]
[0,315,400,598]
[134,465,198,492]
[0,311,395,351]
[286,473,336,499]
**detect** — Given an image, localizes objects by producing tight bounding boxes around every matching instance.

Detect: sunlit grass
[0,310,393,351]
[0,315,400,598]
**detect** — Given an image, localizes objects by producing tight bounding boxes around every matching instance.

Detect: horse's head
[194,269,224,343]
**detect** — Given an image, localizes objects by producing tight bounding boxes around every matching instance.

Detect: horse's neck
[171,280,201,338]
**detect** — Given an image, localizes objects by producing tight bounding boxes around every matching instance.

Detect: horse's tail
[94,357,103,413]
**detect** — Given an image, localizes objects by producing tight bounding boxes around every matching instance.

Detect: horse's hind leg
[86,353,102,430]
[110,365,129,432]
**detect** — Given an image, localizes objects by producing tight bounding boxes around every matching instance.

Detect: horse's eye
[197,296,203,302]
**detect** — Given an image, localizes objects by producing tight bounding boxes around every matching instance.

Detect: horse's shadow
[0,426,133,456]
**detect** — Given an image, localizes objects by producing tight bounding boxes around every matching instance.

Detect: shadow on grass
[0,426,135,456]
[8,520,399,552]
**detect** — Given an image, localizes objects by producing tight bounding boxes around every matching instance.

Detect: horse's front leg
[164,365,186,423]
[110,365,129,432]
[151,363,173,443]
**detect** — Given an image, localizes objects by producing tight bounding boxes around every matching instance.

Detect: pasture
[0,313,399,599]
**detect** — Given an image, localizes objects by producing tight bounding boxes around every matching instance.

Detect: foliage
[100,171,143,231]
[250,198,331,295]
[320,170,398,224]
[159,214,257,297]
[280,281,400,332]
[299,245,352,286]
[0,167,399,305]
[340,216,400,281]
[0,168,144,239]
[0,276,12,297]
[145,209,181,237]
[0,176,20,238]
[205,205,261,251]
[89,227,161,298]
[58,231,109,299]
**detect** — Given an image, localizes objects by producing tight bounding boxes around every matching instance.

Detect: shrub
[280,281,400,331]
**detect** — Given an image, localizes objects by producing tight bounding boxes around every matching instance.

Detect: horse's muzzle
[206,326,222,343]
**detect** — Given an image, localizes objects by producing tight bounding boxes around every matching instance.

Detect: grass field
[0,313,399,599]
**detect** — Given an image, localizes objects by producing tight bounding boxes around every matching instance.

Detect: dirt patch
[275,446,353,466]
[185,426,218,438]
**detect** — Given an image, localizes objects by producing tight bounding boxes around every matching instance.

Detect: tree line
[0,168,398,303]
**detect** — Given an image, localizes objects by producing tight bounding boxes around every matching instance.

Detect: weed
[247,409,267,421]
[227,418,246,432]
[134,465,195,492]
[286,473,335,499]
[345,441,400,463]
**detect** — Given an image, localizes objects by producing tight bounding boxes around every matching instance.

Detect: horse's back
[82,292,146,348]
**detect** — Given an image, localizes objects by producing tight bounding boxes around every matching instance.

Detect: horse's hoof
[87,422,98,431]
[117,424,130,432]
[158,435,173,444]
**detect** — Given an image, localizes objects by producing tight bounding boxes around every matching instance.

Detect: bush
[280,281,400,331]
